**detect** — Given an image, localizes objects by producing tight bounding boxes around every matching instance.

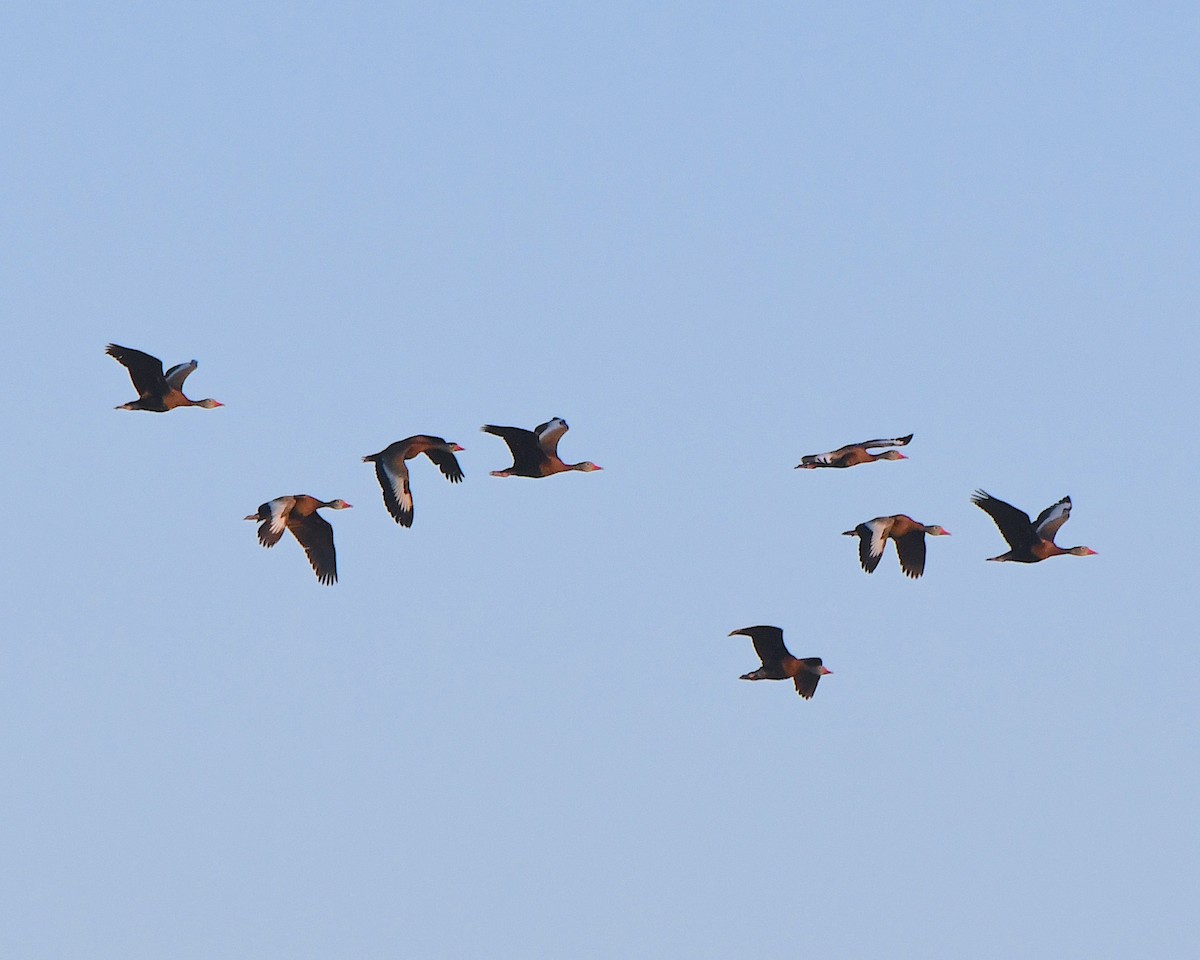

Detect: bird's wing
[798,444,848,467]
[483,425,545,469]
[859,434,913,449]
[793,668,820,700]
[894,531,927,579]
[106,343,167,398]
[535,418,569,456]
[164,360,197,390]
[1033,496,1072,542]
[256,497,293,547]
[424,447,464,483]
[972,490,1037,551]
[732,626,788,669]
[288,512,338,585]
[855,520,888,573]
[374,458,414,527]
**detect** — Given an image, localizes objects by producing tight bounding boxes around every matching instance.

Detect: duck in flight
[362,435,465,527]
[842,515,951,579]
[482,418,602,478]
[795,434,912,469]
[105,343,223,412]
[971,490,1097,563]
[244,495,352,584]
[729,626,831,699]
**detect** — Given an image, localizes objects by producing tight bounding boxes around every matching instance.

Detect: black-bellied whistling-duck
[842,515,951,579]
[482,417,602,478]
[972,490,1097,564]
[362,435,465,527]
[795,434,912,469]
[244,495,352,584]
[106,343,223,412]
[729,626,831,700]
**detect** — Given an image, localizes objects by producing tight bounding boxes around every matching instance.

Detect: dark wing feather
[735,626,788,669]
[794,670,820,699]
[288,512,338,585]
[972,490,1038,551]
[856,525,884,574]
[894,531,927,579]
[858,434,913,449]
[106,343,167,398]
[483,425,546,471]
[424,448,464,483]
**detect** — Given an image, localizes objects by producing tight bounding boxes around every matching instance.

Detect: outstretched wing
[854,521,887,574]
[858,434,913,450]
[732,625,788,670]
[374,459,414,527]
[164,359,197,390]
[794,667,821,700]
[106,343,167,398]
[535,417,569,456]
[483,424,545,471]
[894,531,927,579]
[1033,496,1072,543]
[288,512,338,585]
[424,447,464,483]
[254,497,293,548]
[972,490,1037,551]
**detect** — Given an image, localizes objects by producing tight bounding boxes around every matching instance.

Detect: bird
[482,418,603,478]
[971,490,1097,563]
[105,343,223,412]
[795,434,913,469]
[362,435,465,527]
[729,626,831,699]
[244,495,352,584]
[842,515,951,579]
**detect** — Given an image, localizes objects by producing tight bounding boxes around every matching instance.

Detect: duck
[971,490,1097,563]
[105,343,223,412]
[795,433,912,469]
[482,418,602,478]
[362,435,465,527]
[842,515,951,579]
[729,626,831,699]
[244,495,352,584]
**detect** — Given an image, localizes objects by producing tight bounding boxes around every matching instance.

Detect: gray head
[322,499,353,510]
[571,461,603,472]
[924,524,951,536]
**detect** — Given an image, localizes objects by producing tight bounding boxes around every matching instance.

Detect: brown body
[843,514,951,579]
[244,495,352,585]
[729,626,831,700]
[106,343,223,412]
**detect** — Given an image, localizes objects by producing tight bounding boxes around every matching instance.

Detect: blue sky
[3,2,1198,957]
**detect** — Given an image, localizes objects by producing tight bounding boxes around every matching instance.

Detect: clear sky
[3,2,1198,957]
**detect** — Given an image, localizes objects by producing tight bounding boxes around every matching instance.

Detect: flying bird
[482,417,602,478]
[842,515,951,579]
[795,434,912,469]
[729,626,831,700]
[244,495,352,584]
[105,343,223,412]
[362,435,465,527]
[971,490,1097,563]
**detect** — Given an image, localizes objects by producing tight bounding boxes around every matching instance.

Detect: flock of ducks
[107,343,1098,701]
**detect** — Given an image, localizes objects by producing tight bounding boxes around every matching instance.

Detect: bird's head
[880,450,907,461]
[574,461,603,472]
[926,525,951,536]
[1069,546,1098,556]
[327,500,353,510]
[197,399,224,408]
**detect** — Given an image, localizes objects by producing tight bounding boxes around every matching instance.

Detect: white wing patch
[1035,498,1072,539]
[537,418,568,452]
[165,360,197,390]
[383,460,413,515]
[267,497,292,537]
[867,518,888,557]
